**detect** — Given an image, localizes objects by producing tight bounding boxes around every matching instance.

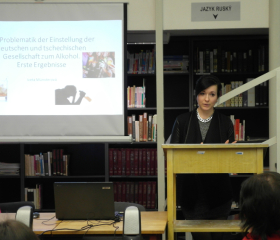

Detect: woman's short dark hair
[195,75,222,97]
[239,172,280,240]
[0,220,39,240]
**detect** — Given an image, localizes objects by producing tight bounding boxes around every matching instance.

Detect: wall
[0,0,268,31]
[0,0,156,31]
[163,0,268,31]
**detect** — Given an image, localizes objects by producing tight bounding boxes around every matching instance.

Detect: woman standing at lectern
[170,75,236,240]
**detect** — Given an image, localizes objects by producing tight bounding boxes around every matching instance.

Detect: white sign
[191,2,240,21]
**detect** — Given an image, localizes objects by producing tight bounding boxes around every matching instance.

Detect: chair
[114,202,145,212]
[0,201,35,213]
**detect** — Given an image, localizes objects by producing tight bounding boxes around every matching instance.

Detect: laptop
[54,182,115,220]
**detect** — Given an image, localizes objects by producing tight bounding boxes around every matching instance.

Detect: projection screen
[0,3,126,137]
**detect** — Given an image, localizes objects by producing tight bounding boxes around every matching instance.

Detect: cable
[39,218,121,237]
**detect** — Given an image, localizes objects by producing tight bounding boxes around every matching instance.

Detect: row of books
[127,78,146,108]
[127,49,156,74]
[0,162,20,175]
[218,79,268,107]
[24,184,42,210]
[114,181,157,209]
[193,78,268,108]
[24,149,70,176]
[128,113,157,142]
[109,148,157,176]
[164,55,189,72]
[230,116,246,141]
[194,45,268,73]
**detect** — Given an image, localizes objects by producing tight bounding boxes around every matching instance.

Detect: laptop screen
[54,182,115,220]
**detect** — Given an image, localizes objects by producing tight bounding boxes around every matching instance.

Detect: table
[0,211,167,237]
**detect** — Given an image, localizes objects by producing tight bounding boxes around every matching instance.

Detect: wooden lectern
[162,143,268,240]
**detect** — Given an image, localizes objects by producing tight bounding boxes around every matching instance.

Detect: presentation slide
[0,20,123,116]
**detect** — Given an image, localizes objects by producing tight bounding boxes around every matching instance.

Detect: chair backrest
[0,201,35,213]
[114,202,145,212]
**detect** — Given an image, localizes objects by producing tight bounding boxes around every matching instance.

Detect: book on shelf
[193,45,268,73]
[230,116,245,141]
[127,116,132,137]
[109,148,113,176]
[25,149,69,177]
[234,81,239,107]
[226,51,231,72]
[143,112,148,141]
[125,149,131,176]
[243,52,247,72]
[148,114,153,141]
[117,150,122,175]
[0,162,20,175]
[237,52,243,72]
[132,114,136,142]
[234,119,240,141]
[25,184,42,210]
[263,81,268,106]
[150,149,155,176]
[199,51,204,73]
[128,113,157,142]
[121,148,126,176]
[215,80,264,108]
[127,80,146,109]
[213,48,218,72]
[138,148,143,176]
[210,50,214,73]
[247,49,253,72]
[146,149,151,176]
[113,181,157,209]
[246,78,255,107]
[232,52,237,72]
[139,115,143,142]
[146,181,151,209]
[130,149,135,176]
[134,148,139,176]
[143,78,146,107]
[127,48,155,74]
[225,84,231,107]
[230,81,236,107]
[109,148,157,176]
[238,81,243,107]
[258,45,267,72]
[205,49,210,73]
[152,114,157,142]
[135,120,139,142]
[142,149,147,175]
[163,55,189,72]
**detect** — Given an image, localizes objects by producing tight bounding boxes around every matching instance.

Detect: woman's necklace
[197,109,213,123]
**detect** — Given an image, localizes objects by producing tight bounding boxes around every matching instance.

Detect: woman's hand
[225,139,237,144]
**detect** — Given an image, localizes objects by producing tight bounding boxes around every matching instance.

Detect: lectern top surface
[162,143,269,149]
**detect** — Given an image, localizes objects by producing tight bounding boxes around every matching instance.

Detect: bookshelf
[190,35,269,143]
[0,34,269,213]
